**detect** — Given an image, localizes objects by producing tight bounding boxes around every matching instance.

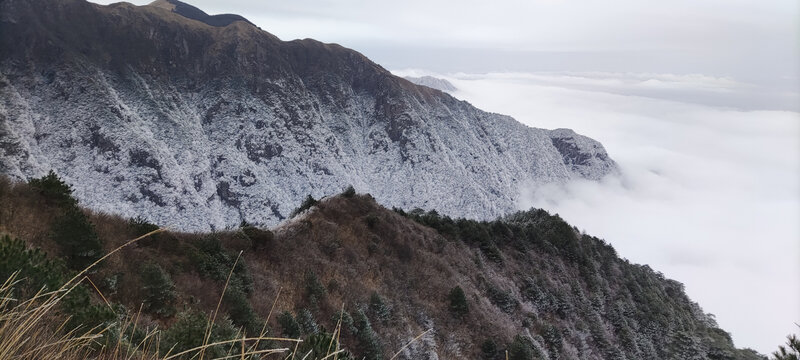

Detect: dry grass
[0,250,429,359]
[0,177,62,253]
[0,229,327,360]
[0,273,99,359]
[0,177,468,357]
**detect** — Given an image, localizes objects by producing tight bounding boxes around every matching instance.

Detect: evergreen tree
[448,286,469,318]
[129,216,159,236]
[481,339,499,360]
[353,308,382,360]
[50,207,103,270]
[28,170,77,207]
[304,271,326,307]
[369,292,391,323]
[0,235,64,294]
[290,195,318,218]
[508,335,539,360]
[139,262,176,317]
[342,185,356,198]
[297,308,319,335]
[278,311,301,338]
[331,310,357,335]
[225,288,260,334]
[0,235,114,332]
[773,332,800,360]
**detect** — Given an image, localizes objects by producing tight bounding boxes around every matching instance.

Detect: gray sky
[91,0,800,354]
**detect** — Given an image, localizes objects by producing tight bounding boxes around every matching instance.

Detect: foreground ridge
[0,176,763,359]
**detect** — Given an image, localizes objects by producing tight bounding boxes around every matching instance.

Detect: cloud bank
[392,69,800,354]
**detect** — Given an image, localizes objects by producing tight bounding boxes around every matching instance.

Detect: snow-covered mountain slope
[0,0,617,231]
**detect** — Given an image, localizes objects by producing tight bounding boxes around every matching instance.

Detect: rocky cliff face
[0,0,616,231]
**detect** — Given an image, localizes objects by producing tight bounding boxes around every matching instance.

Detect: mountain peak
[147,0,175,11]
[146,0,253,27]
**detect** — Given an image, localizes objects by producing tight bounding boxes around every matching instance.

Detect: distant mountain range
[0,0,616,231]
[403,76,458,92]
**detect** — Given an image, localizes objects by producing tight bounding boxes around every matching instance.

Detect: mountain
[0,175,764,359]
[0,0,616,231]
[404,76,458,92]
[148,0,254,27]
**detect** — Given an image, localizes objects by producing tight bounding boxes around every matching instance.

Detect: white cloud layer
[399,69,799,354]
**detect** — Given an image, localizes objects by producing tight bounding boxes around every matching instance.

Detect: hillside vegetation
[0,174,764,359]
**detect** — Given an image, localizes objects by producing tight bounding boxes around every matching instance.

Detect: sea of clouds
[395,69,800,354]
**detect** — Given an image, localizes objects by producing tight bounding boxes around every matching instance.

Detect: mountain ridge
[0,174,765,359]
[0,0,616,231]
[147,0,255,27]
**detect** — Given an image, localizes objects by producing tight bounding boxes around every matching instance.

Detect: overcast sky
[92,0,800,354]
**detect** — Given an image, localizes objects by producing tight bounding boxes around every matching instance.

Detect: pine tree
[353,308,382,360]
[278,311,301,339]
[304,271,326,307]
[369,292,391,323]
[30,171,105,270]
[448,286,469,318]
[508,335,539,360]
[773,332,800,360]
[342,185,356,197]
[50,207,103,270]
[0,235,65,293]
[225,288,260,334]
[28,170,77,207]
[297,308,319,335]
[139,262,176,317]
[290,195,318,218]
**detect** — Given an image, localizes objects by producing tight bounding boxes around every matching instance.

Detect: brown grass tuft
[0,229,314,360]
